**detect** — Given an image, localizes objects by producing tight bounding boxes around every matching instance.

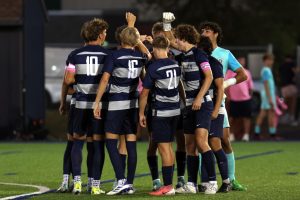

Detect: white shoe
[175,182,197,194]
[242,134,250,142]
[107,179,130,195]
[205,181,218,195]
[123,184,136,194]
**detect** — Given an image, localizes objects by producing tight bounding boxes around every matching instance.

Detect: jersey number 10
[166,69,177,90]
[86,56,99,76]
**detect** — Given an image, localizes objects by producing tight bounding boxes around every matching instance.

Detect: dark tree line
[138,0,300,57]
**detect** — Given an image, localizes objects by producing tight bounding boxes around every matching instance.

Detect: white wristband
[224,78,237,89]
[163,23,172,31]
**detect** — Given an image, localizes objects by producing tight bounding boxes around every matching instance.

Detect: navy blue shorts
[105,108,138,135]
[209,114,224,138]
[151,116,179,143]
[67,104,75,135]
[73,108,106,136]
[183,101,213,134]
[147,105,183,133]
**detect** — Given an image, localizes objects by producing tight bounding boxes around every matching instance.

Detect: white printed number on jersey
[86,56,98,76]
[166,69,177,90]
[128,60,138,78]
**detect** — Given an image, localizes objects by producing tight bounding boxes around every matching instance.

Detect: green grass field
[0,142,300,199]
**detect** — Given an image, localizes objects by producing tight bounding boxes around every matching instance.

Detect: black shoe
[198,184,207,193]
[218,182,232,193]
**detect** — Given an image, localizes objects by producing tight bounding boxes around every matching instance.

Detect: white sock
[92,179,100,187]
[74,176,81,182]
[88,177,93,186]
[63,174,69,183]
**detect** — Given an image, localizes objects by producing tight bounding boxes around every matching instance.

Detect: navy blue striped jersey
[143,58,181,117]
[209,56,223,101]
[103,48,147,111]
[175,47,211,106]
[66,45,109,109]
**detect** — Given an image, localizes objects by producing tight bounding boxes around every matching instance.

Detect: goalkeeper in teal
[199,21,248,191]
[254,54,277,138]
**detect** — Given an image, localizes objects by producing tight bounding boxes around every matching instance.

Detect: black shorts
[151,116,179,143]
[229,100,252,118]
[183,101,213,134]
[209,114,224,138]
[73,108,106,136]
[67,104,75,135]
[105,108,138,135]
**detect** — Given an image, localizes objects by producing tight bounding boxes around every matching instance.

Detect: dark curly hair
[198,21,223,45]
[174,24,199,45]
[198,36,213,55]
[83,18,109,42]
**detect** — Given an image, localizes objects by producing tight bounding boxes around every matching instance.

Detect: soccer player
[199,21,248,191]
[198,36,231,193]
[64,18,109,195]
[254,54,277,139]
[163,14,218,194]
[144,22,186,191]
[93,12,151,195]
[57,82,76,192]
[139,36,180,196]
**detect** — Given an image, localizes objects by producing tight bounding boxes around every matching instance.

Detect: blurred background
[0,0,300,141]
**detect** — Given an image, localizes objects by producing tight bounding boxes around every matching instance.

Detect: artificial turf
[0,142,299,199]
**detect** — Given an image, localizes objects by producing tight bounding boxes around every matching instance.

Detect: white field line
[0,182,50,200]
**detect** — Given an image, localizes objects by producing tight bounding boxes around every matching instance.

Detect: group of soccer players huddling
[58,11,248,196]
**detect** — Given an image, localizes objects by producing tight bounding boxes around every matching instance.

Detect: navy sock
[71,140,84,176]
[187,155,199,183]
[201,157,209,182]
[202,150,216,181]
[120,154,127,172]
[176,151,186,177]
[86,141,94,178]
[63,140,73,175]
[162,166,173,186]
[126,141,137,184]
[92,141,105,180]
[147,155,159,180]
[214,149,229,181]
[106,139,125,180]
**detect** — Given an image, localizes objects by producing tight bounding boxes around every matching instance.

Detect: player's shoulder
[215,46,230,54]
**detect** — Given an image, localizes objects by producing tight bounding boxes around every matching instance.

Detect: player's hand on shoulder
[126,12,136,27]
[145,36,153,44]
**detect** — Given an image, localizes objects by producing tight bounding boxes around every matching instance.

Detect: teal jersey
[261,66,276,97]
[260,66,276,109]
[212,46,241,75]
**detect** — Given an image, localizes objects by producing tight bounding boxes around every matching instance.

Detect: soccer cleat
[91,186,106,195]
[204,181,218,195]
[152,179,162,191]
[231,179,247,191]
[57,182,68,193]
[122,184,136,194]
[72,181,82,195]
[198,182,209,193]
[149,185,175,196]
[175,176,185,191]
[175,182,197,194]
[218,182,232,193]
[107,179,130,195]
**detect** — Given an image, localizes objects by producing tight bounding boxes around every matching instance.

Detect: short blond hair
[120,27,140,47]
